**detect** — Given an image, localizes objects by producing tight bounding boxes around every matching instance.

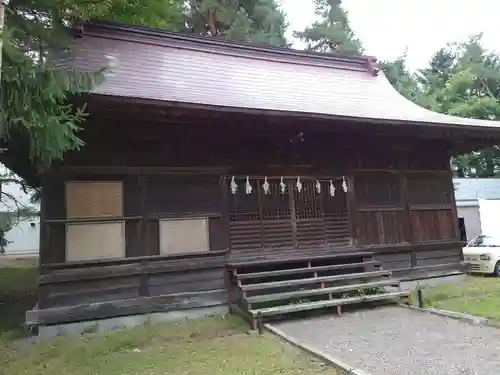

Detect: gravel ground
[272,306,500,375]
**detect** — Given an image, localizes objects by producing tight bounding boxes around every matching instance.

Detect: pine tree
[1,0,288,174]
[382,35,500,178]
[294,0,362,55]
[186,0,289,47]
[1,0,187,168]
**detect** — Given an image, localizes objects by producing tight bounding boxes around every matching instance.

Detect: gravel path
[272,306,500,375]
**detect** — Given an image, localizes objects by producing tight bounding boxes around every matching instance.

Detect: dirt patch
[0,256,39,268]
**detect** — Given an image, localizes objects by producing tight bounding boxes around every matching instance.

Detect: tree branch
[479,76,498,99]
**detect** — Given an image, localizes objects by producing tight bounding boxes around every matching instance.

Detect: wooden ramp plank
[237,261,380,280]
[228,251,375,267]
[250,291,410,317]
[246,279,400,304]
[241,270,392,291]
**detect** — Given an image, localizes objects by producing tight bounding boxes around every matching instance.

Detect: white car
[463,235,500,276]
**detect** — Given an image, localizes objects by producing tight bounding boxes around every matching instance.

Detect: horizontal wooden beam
[227,251,374,268]
[252,291,409,317]
[42,166,228,176]
[409,204,454,211]
[26,289,227,325]
[359,240,464,254]
[353,169,450,174]
[357,206,404,212]
[44,216,142,224]
[40,251,227,283]
[241,270,391,291]
[44,212,222,224]
[246,279,399,304]
[393,261,468,281]
[228,241,463,265]
[237,261,380,280]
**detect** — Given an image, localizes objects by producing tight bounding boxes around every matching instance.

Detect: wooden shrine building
[10,21,500,330]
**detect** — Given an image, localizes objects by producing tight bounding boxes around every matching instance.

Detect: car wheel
[494,261,500,277]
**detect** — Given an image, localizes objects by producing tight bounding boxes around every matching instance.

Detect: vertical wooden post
[221,176,231,254]
[401,172,417,268]
[401,172,414,243]
[289,180,298,248]
[226,269,233,313]
[345,174,358,246]
[256,180,264,253]
[138,175,146,255]
[417,289,424,308]
[38,180,49,267]
[446,166,461,242]
[257,312,263,334]
[136,171,149,294]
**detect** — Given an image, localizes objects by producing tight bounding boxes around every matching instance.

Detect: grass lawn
[0,257,338,375]
[0,256,39,342]
[1,315,339,375]
[416,275,500,321]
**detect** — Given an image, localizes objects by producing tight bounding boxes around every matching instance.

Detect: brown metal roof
[69,21,500,130]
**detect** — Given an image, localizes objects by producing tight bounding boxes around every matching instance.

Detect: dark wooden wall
[33,170,230,326]
[352,147,462,274]
[33,113,465,324]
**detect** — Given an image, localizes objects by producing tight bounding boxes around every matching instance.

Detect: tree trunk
[0,1,4,82]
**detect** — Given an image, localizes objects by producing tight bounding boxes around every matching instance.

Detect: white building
[0,169,40,256]
[454,178,500,241]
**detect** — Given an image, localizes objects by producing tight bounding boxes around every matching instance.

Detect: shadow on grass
[0,259,38,342]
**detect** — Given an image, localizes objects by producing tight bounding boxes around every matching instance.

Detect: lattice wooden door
[228,177,350,254]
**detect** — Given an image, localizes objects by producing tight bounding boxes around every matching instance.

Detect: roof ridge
[78,20,379,75]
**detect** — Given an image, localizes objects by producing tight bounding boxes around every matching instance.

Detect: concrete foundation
[38,304,229,341]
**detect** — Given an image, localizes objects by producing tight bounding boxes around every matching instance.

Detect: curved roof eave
[68,21,500,131]
[370,72,500,129]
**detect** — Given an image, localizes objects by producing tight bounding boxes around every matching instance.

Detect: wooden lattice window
[319,180,348,216]
[229,181,260,222]
[228,176,351,252]
[261,179,292,221]
[293,180,322,220]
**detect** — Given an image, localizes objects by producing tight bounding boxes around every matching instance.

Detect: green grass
[1,315,338,375]
[0,257,39,342]
[0,258,338,374]
[415,275,500,321]
[433,296,500,320]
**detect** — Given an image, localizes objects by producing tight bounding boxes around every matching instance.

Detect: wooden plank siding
[37,171,230,322]
[37,252,226,311]
[34,114,465,325]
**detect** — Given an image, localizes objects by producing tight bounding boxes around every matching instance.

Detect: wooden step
[250,291,410,317]
[237,261,380,280]
[246,279,400,304]
[228,251,374,268]
[240,270,391,292]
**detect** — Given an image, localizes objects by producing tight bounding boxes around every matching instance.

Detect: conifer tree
[1,0,187,167]
[186,0,289,47]
[382,35,500,177]
[294,0,362,55]
[1,0,288,176]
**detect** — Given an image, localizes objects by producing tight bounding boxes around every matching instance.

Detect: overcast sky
[283,0,500,71]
